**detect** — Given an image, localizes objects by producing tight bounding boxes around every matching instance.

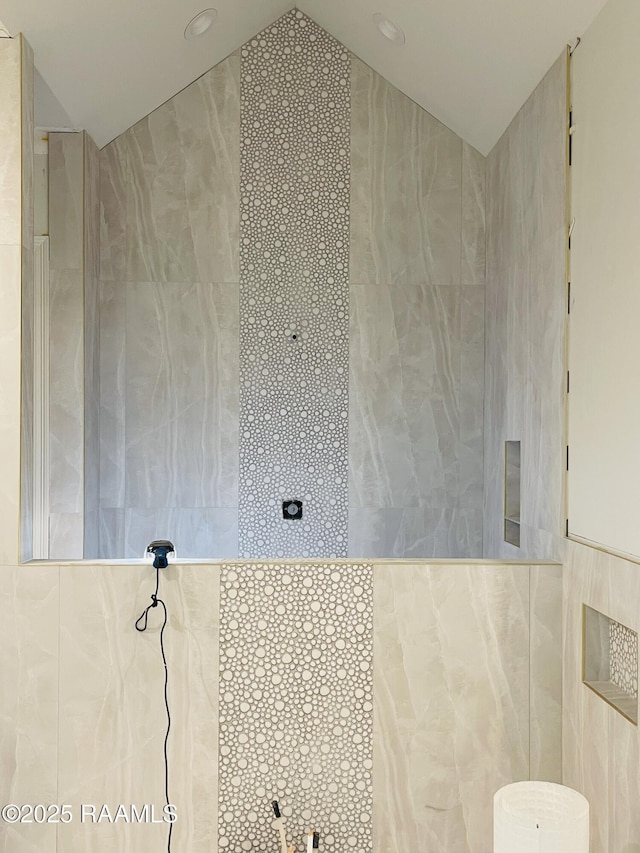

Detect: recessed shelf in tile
[504,441,521,547]
[583,604,638,725]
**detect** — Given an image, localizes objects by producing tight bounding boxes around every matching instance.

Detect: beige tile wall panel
[374,562,539,852]
[0,565,59,853]
[0,35,33,565]
[56,564,219,852]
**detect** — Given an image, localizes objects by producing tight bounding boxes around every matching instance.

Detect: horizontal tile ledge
[584,681,638,725]
[20,558,561,568]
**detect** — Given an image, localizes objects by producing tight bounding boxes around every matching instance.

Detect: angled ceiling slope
[1,0,608,153]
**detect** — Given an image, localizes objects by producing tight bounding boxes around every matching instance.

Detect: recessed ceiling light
[184,8,218,41]
[372,12,406,45]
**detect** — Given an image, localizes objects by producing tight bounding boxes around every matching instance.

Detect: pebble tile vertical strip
[238,11,350,557]
[219,563,373,853]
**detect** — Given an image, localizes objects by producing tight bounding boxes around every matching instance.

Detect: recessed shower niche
[26,9,486,561]
[503,441,521,548]
[583,604,638,724]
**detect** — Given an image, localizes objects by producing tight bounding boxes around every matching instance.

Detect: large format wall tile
[49,511,84,560]
[98,281,126,510]
[0,40,22,246]
[49,269,84,515]
[350,283,460,509]
[124,280,239,510]
[562,540,612,852]
[348,54,484,559]
[48,133,90,559]
[124,56,239,284]
[124,507,238,559]
[350,58,462,288]
[374,563,530,853]
[529,563,562,781]
[84,133,101,557]
[20,38,35,563]
[348,507,483,558]
[0,566,59,853]
[563,537,640,853]
[460,286,485,510]
[483,52,567,561]
[0,36,33,566]
[98,11,484,560]
[0,559,561,853]
[0,245,23,566]
[48,133,83,270]
[98,55,241,559]
[462,142,486,286]
[57,564,219,853]
[99,135,128,283]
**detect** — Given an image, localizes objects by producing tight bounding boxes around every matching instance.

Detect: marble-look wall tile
[48,133,83,270]
[124,281,239,510]
[609,706,640,852]
[349,279,484,557]
[98,508,125,558]
[350,59,462,288]
[49,511,84,560]
[529,563,562,781]
[99,134,128,282]
[124,55,239,284]
[349,54,483,559]
[460,286,485,510]
[0,39,22,246]
[84,133,101,557]
[483,51,567,561]
[98,53,241,559]
[99,281,126,510]
[124,507,238,559]
[49,269,84,515]
[562,539,611,852]
[374,563,530,853]
[57,564,219,852]
[461,142,486,286]
[350,283,460,509]
[0,37,31,565]
[349,507,482,559]
[0,245,23,565]
[20,37,35,563]
[0,565,59,853]
[48,132,89,559]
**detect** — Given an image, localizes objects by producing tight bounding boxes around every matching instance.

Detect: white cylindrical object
[494,781,589,852]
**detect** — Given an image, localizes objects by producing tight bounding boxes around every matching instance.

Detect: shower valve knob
[146,540,175,569]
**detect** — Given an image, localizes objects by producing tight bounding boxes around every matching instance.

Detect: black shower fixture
[282,500,303,520]
[146,540,175,569]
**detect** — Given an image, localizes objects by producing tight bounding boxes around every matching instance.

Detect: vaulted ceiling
[0,0,608,154]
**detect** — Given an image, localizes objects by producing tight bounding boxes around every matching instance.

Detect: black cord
[135,566,172,852]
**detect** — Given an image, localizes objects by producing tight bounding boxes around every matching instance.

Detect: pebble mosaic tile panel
[610,618,638,699]
[219,563,373,853]
[238,10,350,558]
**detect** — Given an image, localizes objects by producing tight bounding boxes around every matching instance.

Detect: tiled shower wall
[349,61,485,558]
[97,10,485,560]
[238,14,350,558]
[483,52,567,561]
[219,563,373,853]
[48,131,101,560]
[0,560,561,853]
